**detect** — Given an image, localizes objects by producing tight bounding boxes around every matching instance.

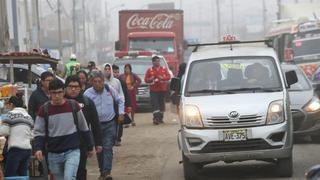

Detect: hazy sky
[39,0,320,43]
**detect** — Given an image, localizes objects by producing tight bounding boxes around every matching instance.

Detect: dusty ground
[87,109,180,180]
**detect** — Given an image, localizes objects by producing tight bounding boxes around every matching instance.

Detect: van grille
[191,139,282,153]
[204,114,264,128]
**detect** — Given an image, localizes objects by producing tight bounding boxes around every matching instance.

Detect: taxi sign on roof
[223,35,237,42]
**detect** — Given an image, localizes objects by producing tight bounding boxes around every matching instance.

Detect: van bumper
[178,122,292,163]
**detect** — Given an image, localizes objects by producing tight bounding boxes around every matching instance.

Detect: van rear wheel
[182,154,201,180]
[276,156,293,177]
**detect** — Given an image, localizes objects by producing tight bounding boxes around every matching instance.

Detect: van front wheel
[276,156,293,177]
[182,154,201,180]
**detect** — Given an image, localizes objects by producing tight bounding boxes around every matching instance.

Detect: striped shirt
[34,99,94,153]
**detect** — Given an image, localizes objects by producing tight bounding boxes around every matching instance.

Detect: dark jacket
[119,79,131,108]
[28,86,50,120]
[118,73,142,93]
[66,95,103,147]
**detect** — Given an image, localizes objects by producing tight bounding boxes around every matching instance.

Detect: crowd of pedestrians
[0,54,174,180]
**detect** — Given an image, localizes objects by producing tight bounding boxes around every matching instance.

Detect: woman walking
[0,94,33,177]
[119,64,141,126]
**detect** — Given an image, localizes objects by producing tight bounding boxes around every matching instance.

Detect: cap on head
[90,70,104,80]
[152,55,160,62]
[70,53,77,59]
[88,61,95,67]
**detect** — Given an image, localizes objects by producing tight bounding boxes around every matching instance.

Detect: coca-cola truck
[117,10,184,74]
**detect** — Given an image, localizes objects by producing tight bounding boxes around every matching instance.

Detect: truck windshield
[185,57,282,96]
[129,37,175,54]
[292,30,320,61]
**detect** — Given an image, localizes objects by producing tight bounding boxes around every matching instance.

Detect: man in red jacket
[144,56,171,125]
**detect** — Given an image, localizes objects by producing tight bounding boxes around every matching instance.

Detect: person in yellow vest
[63,54,81,79]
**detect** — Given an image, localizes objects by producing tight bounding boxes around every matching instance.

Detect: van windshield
[185,57,283,96]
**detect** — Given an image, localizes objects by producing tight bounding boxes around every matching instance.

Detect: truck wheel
[276,156,293,177]
[182,154,201,180]
[311,135,320,143]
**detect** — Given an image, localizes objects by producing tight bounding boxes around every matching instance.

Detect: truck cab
[128,32,178,73]
[117,10,184,75]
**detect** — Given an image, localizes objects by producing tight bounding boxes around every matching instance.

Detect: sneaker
[99,171,113,180]
[105,174,113,180]
[114,141,121,146]
[158,118,164,124]
[124,124,130,128]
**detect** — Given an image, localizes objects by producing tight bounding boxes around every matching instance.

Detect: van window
[185,57,282,96]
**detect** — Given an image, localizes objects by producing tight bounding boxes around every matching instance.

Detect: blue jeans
[5,148,31,177]
[48,149,80,180]
[97,120,116,173]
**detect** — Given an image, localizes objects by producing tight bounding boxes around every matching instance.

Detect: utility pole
[72,0,77,53]
[277,0,281,20]
[57,0,63,58]
[231,0,234,34]
[216,0,221,41]
[24,0,31,50]
[262,0,267,35]
[0,0,10,52]
[12,0,19,51]
[36,0,40,48]
[83,0,87,54]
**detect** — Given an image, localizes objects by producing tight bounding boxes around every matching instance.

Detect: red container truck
[117,10,184,74]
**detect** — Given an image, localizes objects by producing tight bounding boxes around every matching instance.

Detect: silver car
[172,43,298,180]
[113,55,172,110]
[281,63,320,141]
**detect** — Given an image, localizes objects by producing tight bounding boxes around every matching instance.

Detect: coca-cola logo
[126,13,179,30]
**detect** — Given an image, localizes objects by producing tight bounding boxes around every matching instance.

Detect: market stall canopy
[0,52,59,66]
[0,52,60,85]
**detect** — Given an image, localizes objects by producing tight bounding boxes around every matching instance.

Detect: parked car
[281,63,320,141]
[113,52,173,110]
[171,40,298,179]
[0,64,64,90]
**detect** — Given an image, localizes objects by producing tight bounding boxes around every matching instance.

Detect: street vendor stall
[0,52,58,179]
[0,51,59,114]
[0,52,59,86]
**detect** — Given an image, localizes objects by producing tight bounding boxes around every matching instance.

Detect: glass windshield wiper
[225,87,282,92]
[187,89,235,95]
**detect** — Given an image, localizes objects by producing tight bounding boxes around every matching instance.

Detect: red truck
[117,10,184,74]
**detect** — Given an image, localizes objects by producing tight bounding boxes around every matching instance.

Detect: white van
[171,41,298,180]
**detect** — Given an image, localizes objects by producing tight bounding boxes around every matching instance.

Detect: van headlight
[266,100,284,125]
[183,105,204,128]
[303,97,320,112]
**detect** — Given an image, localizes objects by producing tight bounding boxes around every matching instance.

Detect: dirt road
[87,110,181,180]
[86,109,320,180]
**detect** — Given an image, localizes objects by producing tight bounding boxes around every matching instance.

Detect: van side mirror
[170,77,181,92]
[285,70,298,87]
[183,40,189,50]
[115,41,120,51]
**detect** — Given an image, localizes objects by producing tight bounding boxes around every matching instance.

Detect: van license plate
[223,129,247,141]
